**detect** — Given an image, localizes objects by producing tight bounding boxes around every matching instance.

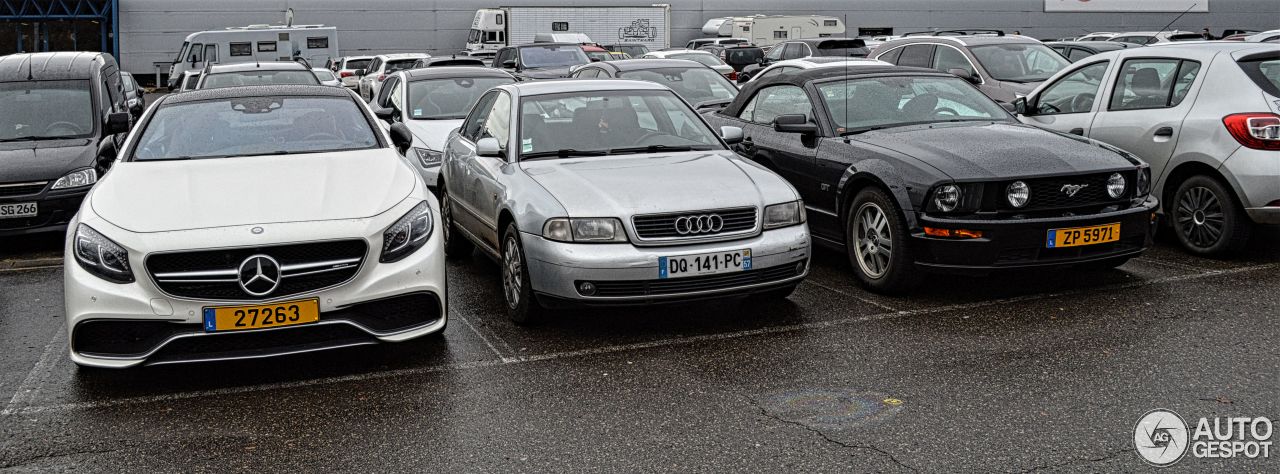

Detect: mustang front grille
[997,171,1135,212]
[146,240,367,301]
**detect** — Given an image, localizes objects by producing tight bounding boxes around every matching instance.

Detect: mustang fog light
[381,201,434,263]
[933,185,961,212]
[1007,181,1030,208]
[73,224,134,283]
[1106,173,1126,199]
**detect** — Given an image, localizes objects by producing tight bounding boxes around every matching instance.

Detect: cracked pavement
[1,229,1278,471]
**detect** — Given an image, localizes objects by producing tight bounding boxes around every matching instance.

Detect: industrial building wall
[118,0,1279,75]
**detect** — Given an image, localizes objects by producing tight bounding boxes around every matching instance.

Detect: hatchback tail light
[729,70,738,81]
[1223,113,1280,150]
[339,71,353,78]
[377,74,387,82]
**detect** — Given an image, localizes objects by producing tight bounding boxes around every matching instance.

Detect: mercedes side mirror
[476,137,504,158]
[389,122,413,155]
[1012,97,1029,115]
[719,126,744,145]
[773,114,816,135]
[104,112,131,135]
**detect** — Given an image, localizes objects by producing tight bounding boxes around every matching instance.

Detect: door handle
[1068,128,1084,136]
[1154,127,1174,137]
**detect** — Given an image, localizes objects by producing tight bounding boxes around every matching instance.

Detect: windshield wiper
[521,149,610,160]
[0,135,75,143]
[607,144,703,155]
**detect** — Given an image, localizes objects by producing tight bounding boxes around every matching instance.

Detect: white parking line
[455,314,519,363]
[804,279,898,312]
[0,265,63,273]
[4,262,1275,417]
[1134,257,1212,272]
[1,324,66,416]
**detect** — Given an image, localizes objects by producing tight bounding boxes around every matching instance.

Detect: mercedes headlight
[1007,181,1030,208]
[763,200,805,229]
[1107,173,1126,199]
[73,224,134,283]
[933,184,961,212]
[542,218,628,243]
[413,147,442,167]
[381,201,434,263]
[52,168,98,190]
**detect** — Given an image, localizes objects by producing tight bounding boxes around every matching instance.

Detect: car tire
[439,187,474,259]
[502,223,544,325]
[846,187,920,293]
[1171,175,1251,257]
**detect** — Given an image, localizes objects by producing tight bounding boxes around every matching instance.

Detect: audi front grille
[631,207,757,241]
[145,240,367,301]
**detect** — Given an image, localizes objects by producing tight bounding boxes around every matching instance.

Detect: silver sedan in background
[439,80,810,323]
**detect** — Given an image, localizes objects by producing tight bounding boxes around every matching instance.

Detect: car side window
[876,46,904,64]
[389,80,405,115]
[1108,58,1199,111]
[575,68,599,78]
[461,91,500,142]
[480,92,512,152]
[189,43,204,63]
[765,44,785,61]
[932,45,975,77]
[1034,61,1109,115]
[782,43,805,60]
[898,44,935,68]
[1067,48,1093,62]
[377,76,399,108]
[739,85,811,124]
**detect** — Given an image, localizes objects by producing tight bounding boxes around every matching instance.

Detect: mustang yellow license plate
[1046,223,1121,248]
[202,299,320,332]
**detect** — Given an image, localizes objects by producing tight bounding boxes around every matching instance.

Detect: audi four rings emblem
[674,214,724,235]
[238,254,282,297]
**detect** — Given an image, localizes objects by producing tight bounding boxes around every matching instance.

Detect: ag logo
[1134,409,1190,467]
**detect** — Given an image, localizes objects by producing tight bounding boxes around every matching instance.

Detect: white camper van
[721,15,845,46]
[167,24,339,89]
[466,5,671,53]
[702,17,732,36]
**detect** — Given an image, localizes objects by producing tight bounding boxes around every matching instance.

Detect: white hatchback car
[358,53,431,102]
[1015,43,1280,256]
[65,85,446,368]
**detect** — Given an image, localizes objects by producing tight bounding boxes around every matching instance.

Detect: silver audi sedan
[439,79,811,324]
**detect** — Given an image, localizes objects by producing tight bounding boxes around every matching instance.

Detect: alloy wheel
[441,196,454,245]
[853,202,893,278]
[1176,186,1225,249]
[503,235,523,308]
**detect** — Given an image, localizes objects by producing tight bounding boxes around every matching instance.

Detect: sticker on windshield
[413,108,422,117]
[522,138,533,153]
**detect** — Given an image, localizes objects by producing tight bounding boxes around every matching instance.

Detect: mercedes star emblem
[238,254,282,297]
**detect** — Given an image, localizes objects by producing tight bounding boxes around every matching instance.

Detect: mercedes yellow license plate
[202,299,320,332]
[1046,223,1120,248]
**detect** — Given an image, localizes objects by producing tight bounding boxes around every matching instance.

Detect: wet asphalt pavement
[0,227,1277,472]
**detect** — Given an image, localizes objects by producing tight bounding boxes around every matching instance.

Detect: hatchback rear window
[1238,56,1280,97]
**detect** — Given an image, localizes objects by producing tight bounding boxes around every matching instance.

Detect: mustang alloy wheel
[845,188,919,293]
[854,202,893,279]
[1172,175,1251,257]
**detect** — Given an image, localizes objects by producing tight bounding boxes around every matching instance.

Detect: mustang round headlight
[1007,181,1030,208]
[933,184,961,212]
[380,201,433,263]
[1136,168,1151,197]
[1107,173,1126,199]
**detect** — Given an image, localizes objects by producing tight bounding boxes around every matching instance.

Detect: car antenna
[1156,2,1197,36]
[843,13,850,138]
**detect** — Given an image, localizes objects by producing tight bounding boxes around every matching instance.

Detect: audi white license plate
[659,249,751,279]
[0,202,37,219]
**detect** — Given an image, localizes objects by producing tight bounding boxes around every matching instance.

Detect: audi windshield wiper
[607,144,704,155]
[521,149,610,160]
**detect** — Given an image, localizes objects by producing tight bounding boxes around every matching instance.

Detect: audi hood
[89,149,418,233]
[520,151,798,217]
[845,122,1139,181]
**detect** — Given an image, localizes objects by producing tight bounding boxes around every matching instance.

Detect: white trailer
[723,15,846,46]
[465,5,671,53]
[166,24,339,89]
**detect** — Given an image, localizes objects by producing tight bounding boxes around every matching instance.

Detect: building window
[258,41,277,52]
[741,26,750,32]
[823,20,838,27]
[307,37,328,49]
[552,22,569,32]
[229,42,252,56]
[773,31,788,39]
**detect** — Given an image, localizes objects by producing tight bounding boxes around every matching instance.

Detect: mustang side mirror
[719,126,744,145]
[104,112,131,135]
[773,114,817,135]
[1012,97,1029,115]
[389,123,413,155]
[476,137,504,158]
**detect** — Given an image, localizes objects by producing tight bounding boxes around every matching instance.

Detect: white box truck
[166,24,339,89]
[465,5,671,53]
[722,15,846,46]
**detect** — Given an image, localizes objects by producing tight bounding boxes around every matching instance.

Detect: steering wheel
[44,121,85,135]
[632,130,666,146]
[1039,102,1061,114]
[303,132,343,142]
[1070,93,1095,113]
[934,107,959,117]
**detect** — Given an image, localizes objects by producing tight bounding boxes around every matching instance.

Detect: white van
[533,33,593,44]
[721,15,845,46]
[167,24,338,90]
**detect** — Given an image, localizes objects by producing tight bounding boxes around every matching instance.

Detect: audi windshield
[519,90,723,159]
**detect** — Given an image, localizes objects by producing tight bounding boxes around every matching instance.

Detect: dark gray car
[492,43,590,80]
[871,33,1070,104]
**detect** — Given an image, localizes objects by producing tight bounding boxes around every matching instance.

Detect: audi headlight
[73,224,133,283]
[542,218,628,243]
[52,168,98,190]
[932,184,961,212]
[1106,172,1126,199]
[763,200,805,229]
[380,201,434,263]
[1136,167,1151,197]
[413,147,442,167]
[1007,181,1030,208]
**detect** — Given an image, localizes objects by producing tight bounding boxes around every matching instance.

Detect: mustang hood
[0,139,95,183]
[404,119,463,150]
[849,122,1133,180]
[91,149,417,233]
[523,152,778,217]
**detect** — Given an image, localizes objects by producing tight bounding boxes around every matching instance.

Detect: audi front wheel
[502,223,543,325]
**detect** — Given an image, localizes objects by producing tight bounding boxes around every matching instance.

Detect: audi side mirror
[476,137,504,158]
[720,126,744,145]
